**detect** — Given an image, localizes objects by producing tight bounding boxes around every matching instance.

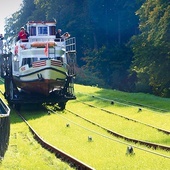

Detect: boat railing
[28,37,56,42]
[18,37,61,43]
[65,37,76,53]
[17,37,76,50]
[18,37,65,48]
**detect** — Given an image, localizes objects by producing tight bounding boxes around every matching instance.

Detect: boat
[1,21,76,110]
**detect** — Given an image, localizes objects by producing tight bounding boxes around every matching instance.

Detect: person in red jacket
[17,27,29,42]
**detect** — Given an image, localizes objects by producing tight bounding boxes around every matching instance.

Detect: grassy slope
[1,114,73,170]
[74,84,170,136]
[24,107,170,170]
[74,84,170,111]
[0,84,74,170]
[0,83,170,169]
[23,84,170,170]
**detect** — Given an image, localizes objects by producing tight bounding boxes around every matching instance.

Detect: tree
[4,0,36,39]
[130,0,170,97]
[4,0,143,93]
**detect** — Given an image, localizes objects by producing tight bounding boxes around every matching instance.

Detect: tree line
[4,0,170,97]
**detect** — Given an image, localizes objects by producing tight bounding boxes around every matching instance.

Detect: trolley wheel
[4,79,14,101]
[58,102,66,110]
[12,104,21,111]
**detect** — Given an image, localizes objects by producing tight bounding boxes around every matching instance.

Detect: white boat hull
[13,59,68,96]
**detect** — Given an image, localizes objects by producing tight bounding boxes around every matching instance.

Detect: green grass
[74,84,170,111]
[67,101,170,145]
[0,114,74,170]
[75,84,170,130]
[23,108,170,170]
[0,88,74,170]
[74,93,170,131]
[0,84,170,170]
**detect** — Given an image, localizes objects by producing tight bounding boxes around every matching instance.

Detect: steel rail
[66,109,170,151]
[46,107,170,160]
[77,92,170,113]
[0,86,95,169]
[80,101,170,135]
[18,112,95,170]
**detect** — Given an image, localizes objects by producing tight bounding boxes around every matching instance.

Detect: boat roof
[27,21,56,25]
[26,21,57,37]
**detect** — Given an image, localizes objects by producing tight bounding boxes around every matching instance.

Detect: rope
[47,107,170,160]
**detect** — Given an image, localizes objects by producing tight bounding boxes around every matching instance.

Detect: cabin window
[31,57,38,62]
[22,58,31,67]
[29,26,36,36]
[22,57,38,67]
[38,26,48,35]
[49,26,56,35]
[40,58,48,60]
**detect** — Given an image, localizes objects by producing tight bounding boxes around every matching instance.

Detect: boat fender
[14,46,18,55]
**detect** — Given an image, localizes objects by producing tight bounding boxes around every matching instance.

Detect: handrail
[65,37,76,52]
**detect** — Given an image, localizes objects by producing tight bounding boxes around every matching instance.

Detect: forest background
[4,0,170,97]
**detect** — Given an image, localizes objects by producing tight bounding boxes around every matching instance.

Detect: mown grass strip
[22,104,170,170]
[0,83,170,170]
[74,84,170,111]
[74,88,170,131]
[0,87,74,170]
[66,101,170,146]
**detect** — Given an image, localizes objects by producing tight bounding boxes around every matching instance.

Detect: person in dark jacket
[55,29,62,38]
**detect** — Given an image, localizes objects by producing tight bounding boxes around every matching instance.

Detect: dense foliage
[130,0,170,97]
[4,0,170,97]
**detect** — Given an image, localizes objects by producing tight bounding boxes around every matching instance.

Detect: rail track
[65,96,170,152]
[65,108,170,152]
[41,106,170,160]
[78,100,170,135]
[16,111,95,170]
[0,85,95,169]
[7,102,170,169]
[0,82,170,169]
[77,92,170,113]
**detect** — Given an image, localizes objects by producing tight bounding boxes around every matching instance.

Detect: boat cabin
[27,21,56,36]
[26,21,56,42]
[12,21,76,76]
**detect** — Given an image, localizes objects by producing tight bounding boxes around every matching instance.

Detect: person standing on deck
[17,27,29,42]
[56,29,62,38]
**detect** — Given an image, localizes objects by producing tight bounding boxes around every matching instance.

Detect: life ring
[31,41,56,48]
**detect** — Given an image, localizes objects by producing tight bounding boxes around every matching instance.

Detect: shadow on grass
[9,103,54,124]
[75,87,170,113]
